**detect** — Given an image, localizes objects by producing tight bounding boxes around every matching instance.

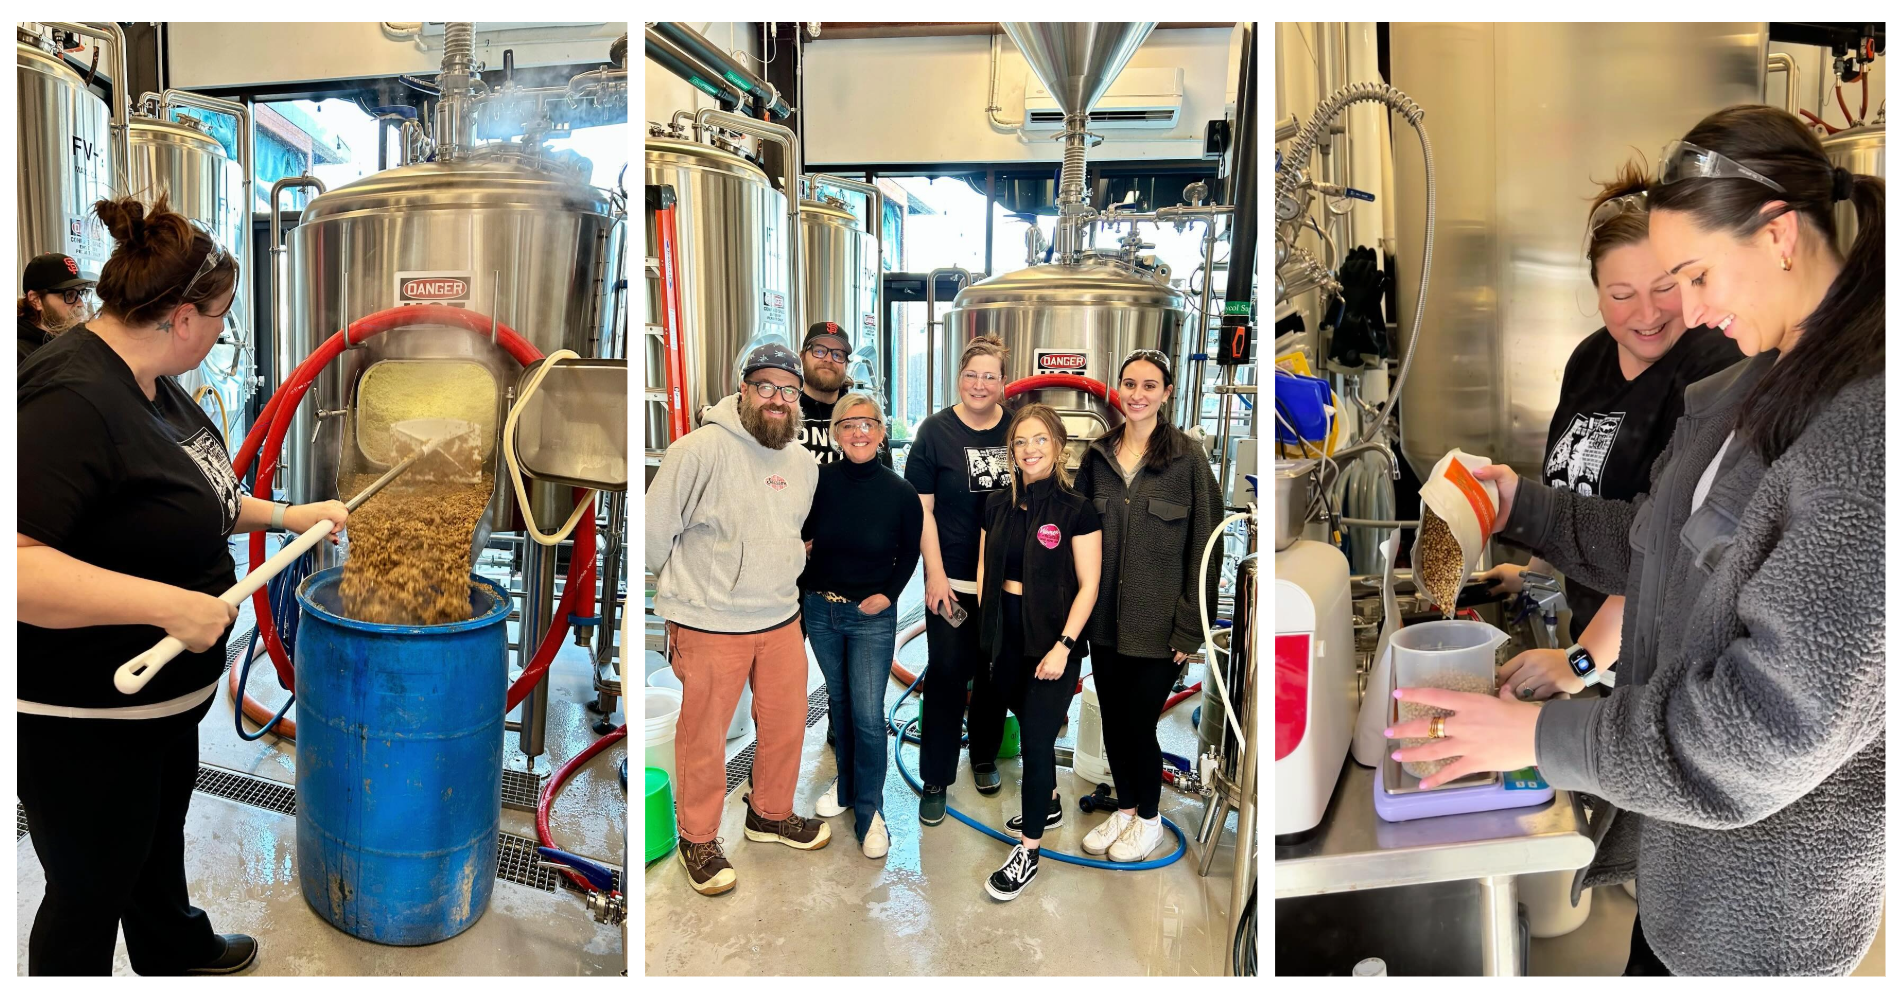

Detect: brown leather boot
[678,837,737,896]
[741,793,832,850]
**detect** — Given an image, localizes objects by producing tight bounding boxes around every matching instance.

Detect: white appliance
[1275,539,1356,836]
[1024,67,1184,130]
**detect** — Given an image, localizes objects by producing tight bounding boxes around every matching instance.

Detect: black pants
[19,697,225,975]
[990,593,1082,840]
[1623,915,1674,976]
[918,598,1007,787]
[1094,647,1176,820]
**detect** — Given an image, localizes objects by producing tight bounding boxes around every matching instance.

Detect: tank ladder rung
[644,256,662,275]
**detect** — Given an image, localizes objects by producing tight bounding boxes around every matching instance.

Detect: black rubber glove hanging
[1325,246,1389,369]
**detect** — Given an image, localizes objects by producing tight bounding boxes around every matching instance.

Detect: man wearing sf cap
[798,322,892,469]
[18,253,96,365]
[646,341,829,896]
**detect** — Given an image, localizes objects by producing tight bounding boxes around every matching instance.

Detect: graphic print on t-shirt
[965,446,1012,493]
[1546,412,1625,498]
[178,427,243,532]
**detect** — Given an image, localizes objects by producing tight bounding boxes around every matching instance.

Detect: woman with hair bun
[1392,104,1885,976]
[16,195,349,975]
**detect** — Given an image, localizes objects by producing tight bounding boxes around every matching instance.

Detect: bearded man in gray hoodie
[646,343,828,896]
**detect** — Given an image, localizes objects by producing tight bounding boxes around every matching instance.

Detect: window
[255,100,379,212]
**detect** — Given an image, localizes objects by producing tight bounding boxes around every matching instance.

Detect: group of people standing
[646,322,1223,902]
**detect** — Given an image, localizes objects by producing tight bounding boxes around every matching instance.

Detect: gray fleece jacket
[1501,352,1884,976]
[645,393,818,633]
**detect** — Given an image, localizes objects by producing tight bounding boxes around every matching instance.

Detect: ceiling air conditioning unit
[1023,67,1184,131]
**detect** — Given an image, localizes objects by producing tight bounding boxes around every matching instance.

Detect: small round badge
[1037,524,1061,549]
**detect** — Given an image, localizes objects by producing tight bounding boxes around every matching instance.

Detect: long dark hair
[91,195,239,328]
[1100,350,1192,468]
[1646,104,1884,463]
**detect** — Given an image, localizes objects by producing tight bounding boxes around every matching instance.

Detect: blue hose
[885,668,1188,871]
[234,533,305,742]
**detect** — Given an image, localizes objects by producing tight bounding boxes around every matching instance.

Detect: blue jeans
[803,592,897,841]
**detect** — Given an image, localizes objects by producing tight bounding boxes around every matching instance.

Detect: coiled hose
[1277,81,1436,441]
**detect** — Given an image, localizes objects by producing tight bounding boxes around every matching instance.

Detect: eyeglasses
[836,418,882,434]
[1657,140,1786,194]
[961,371,1001,384]
[1588,192,1647,238]
[1122,349,1172,376]
[806,345,850,362]
[745,380,800,401]
[58,288,94,306]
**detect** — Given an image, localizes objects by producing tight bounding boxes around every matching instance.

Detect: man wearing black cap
[646,342,830,896]
[18,253,95,365]
[797,322,892,469]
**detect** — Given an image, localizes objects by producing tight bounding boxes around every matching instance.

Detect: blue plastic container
[293,567,511,945]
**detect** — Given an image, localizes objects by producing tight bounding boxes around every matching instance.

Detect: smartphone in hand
[940,598,968,628]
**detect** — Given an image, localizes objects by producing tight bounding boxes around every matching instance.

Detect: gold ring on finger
[1428,716,1447,740]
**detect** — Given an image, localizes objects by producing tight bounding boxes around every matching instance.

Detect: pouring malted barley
[1417,509,1465,617]
[1409,449,1501,622]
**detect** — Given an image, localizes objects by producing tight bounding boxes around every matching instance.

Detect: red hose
[229,304,597,709]
[1003,373,1122,412]
[536,724,626,892]
[1161,681,1202,713]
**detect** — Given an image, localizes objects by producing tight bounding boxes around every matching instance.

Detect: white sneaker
[815,778,847,818]
[1083,811,1136,856]
[862,812,890,859]
[1108,815,1166,863]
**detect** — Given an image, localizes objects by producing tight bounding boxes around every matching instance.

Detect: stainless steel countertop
[1274,761,1595,898]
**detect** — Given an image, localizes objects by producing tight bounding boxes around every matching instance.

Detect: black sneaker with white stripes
[986,843,1040,901]
[1004,793,1063,839]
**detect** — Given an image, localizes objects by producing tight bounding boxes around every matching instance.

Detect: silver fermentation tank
[1386,22,1767,474]
[16,24,126,282]
[939,22,1184,454]
[643,132,792,428]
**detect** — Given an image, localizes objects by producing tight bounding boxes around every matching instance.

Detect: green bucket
[998,713,1021,758]
[644,767,678,865]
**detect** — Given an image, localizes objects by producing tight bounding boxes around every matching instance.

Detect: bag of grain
[1411,449,1500,617]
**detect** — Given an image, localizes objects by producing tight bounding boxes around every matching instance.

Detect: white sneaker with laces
[815,778,846,818]
[1108,815,1166,863]
[1083,811,1135,856]
[862,812,890,859]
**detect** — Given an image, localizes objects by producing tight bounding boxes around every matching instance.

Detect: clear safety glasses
[1656,140,1786,193]
[1587,192,1647,237]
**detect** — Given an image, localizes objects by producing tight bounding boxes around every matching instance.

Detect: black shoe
[986,844,1039,901]
[1004,794,1063,839]
[919,785,948,826]
[973,762,1002,796]
[183,934,259,975]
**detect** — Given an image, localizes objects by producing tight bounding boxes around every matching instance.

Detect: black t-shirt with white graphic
[1541,325,1743,633]
[903,405,1012,582]
[17,325,243,709]
[798,388,893,469]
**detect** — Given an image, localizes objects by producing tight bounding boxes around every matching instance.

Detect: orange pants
[667,618,809,843]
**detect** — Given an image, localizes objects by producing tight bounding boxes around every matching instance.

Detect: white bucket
[1521,867,1593,938]
[1073,675,1112,787]
[644,687,683,787]
[646,666,754,741]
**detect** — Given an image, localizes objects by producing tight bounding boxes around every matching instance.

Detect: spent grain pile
[340,473,494,625]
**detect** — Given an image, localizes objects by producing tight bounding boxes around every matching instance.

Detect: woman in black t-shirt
[1477,160,1742,700]
[16,196,348,976]
[975,403,1102,902]
[903,335,1014,826]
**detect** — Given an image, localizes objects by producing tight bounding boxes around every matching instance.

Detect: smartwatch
[1058,635,1076,650]
[1564,643,1601,687]
[270,501,289,532]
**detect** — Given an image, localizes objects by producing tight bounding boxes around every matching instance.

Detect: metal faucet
[1514,571,1568,649]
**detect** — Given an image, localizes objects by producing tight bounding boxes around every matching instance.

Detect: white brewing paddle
[113,427,472,695]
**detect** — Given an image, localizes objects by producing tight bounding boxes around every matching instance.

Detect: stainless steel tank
[941,259,1185,449]
[1821,123,1883,255]
[643,135,791,428]
[283,151,622,532]
[800,196,872,345]
[128,115,247,429]
[16,39,116,281]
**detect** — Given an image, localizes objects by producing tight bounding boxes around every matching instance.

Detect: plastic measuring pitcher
[1389,619,1507,695]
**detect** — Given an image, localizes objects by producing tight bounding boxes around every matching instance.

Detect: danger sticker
[1034,349,1090,376]
[395,270,472,308]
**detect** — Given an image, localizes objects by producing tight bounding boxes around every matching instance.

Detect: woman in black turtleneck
[799,393,922,860]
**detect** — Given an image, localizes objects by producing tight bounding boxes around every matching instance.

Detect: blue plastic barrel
[293,567,512,945]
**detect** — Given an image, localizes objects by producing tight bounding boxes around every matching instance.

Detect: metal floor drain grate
[198,765,299,814]
[723,684,830,795]
[501,768,544,810]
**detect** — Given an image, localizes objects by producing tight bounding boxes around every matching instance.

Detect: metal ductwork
[434,21,477,161]
[645,26,750,112]
[1001,21,1155,260]
[650,22,794,120]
